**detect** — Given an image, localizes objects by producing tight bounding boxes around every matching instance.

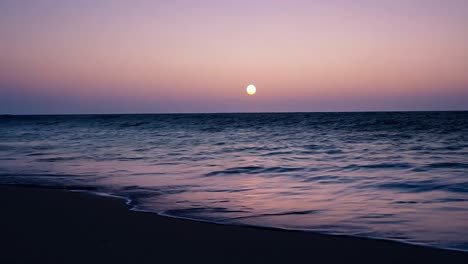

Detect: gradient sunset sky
[1,0,467,114]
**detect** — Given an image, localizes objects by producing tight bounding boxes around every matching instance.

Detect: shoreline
[1,184,467,263]
[5,183,467,254]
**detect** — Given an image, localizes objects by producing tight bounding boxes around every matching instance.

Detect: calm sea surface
[1,112,467,250]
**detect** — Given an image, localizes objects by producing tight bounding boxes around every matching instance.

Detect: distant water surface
[1,112,468,251]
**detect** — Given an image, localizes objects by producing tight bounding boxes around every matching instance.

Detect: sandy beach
[0,185,467,264]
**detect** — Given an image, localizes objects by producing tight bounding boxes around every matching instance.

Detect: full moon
[246,84,256,95]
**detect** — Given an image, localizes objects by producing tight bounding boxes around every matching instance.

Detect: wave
[375,181,468,194]
[424,162,468,169]
[205,166,304,176]
[343,163,413,170]
[119,121,151,128]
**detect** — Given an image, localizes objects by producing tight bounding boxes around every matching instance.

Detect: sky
[1,0,467,114]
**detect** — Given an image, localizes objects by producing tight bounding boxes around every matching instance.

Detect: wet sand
[1,185,467,263]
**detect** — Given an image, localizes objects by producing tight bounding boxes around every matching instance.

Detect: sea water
[1,112,467,250]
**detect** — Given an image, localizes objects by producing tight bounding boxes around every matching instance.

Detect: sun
[246,84,256,95]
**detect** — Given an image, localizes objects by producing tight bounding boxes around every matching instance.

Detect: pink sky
[1,0,467,113]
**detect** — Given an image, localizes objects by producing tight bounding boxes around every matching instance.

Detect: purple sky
[1,0,467,114]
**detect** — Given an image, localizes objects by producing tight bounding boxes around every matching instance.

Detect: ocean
[1,112,467,251]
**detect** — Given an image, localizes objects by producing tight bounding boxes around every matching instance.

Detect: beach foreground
[1,185,467,264]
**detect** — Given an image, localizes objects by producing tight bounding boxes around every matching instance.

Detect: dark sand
[1,185,467,263]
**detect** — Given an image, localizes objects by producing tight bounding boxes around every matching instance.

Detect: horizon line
[1,109,467,116]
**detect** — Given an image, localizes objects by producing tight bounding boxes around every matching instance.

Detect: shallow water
[1,112,467,250]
